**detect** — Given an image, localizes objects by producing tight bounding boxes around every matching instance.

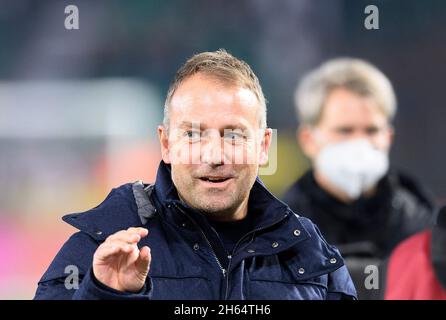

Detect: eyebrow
[177,121,249,131]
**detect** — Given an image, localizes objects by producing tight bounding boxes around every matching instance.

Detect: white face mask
[315,139,389,200]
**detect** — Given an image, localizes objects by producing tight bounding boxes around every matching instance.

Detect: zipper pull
[222,268,227,277]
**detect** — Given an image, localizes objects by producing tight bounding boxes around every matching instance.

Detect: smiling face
[158,73,271,221]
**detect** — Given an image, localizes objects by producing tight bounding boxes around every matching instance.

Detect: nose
[201,135,224,166]
[351,132,369,141]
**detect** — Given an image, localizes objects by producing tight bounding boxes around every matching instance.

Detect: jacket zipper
[173,203,227,278]
[175,202,290,300]
[223,212,290,300]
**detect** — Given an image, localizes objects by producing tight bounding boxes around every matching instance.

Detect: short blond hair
[295,58,397,126]
[164,49,267,130]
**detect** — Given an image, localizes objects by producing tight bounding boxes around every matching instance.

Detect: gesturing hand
[93,227,151,292]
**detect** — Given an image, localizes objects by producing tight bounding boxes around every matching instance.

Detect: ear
[388,124,395,145]
[259,128,272,166]
[298,125,318,160]
[383,124,395,152]
[157,125,171,163]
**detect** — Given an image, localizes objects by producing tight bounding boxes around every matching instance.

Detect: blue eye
[185,130,200,140]
[225,132,244,142]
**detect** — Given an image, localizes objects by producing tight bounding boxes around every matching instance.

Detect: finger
[95,241,135,260]
[106,231,141,244]
[135,246,151,274]
[95,243,125,261]
[94,242,120,260]
[108,239,139,253]
[127,227,149,238]
[106,228,149,243]
[107,228,148,240]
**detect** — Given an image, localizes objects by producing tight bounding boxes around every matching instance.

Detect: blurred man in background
[283,58,436,299]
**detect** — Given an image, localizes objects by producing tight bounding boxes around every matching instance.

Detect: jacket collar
[62,183,142,241]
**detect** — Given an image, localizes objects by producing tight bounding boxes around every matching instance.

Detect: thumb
[136,246,151,276]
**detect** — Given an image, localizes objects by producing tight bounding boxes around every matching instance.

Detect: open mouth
[199,177,231,183]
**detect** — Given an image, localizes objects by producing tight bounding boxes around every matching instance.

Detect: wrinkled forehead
[169,75,261,130]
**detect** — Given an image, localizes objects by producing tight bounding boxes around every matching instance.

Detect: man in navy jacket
[34,49,356,300]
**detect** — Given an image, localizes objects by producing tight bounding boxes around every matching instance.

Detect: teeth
[203,177,227,182]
